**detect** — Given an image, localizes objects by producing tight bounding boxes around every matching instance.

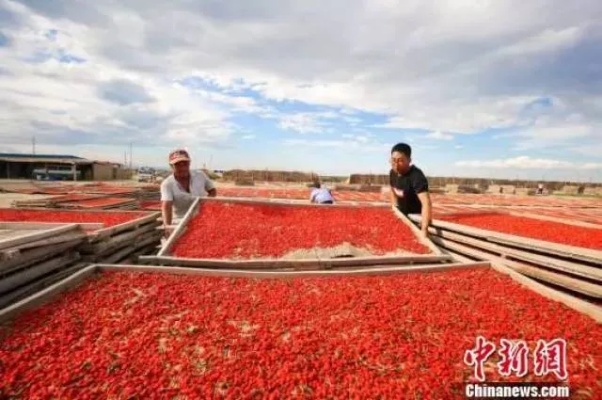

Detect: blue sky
[0,0,601,181]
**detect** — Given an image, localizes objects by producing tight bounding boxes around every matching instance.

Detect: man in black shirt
[389,143,432,236]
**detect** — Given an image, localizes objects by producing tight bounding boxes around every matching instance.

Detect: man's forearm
[390,189,397,207]
[162,204,173,226]
[421,199,432,231]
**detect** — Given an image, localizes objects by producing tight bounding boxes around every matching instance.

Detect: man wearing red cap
[161,149,217,230]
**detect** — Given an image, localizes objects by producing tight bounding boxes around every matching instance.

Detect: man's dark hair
[391,143,412,158]
[312,182,321,189]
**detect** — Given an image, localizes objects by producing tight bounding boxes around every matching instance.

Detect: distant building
[0,153,132,181]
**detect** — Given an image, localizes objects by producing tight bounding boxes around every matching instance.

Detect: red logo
[464,337,569,382]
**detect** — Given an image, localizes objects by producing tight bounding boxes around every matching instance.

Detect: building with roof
[0,153,132,181]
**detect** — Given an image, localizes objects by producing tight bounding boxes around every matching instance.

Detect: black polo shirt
[389,165,429,215]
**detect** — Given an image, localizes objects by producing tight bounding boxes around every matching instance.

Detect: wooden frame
[0,261,490,324]
[429,235,602,298]
[140,254,453,269]
[87,211,160,242]
[150,198,445,268]
[0,207,160,243]
[157,197,202,257]
[408,215,602,264]
[208,196,390,208]
[427,227,602,282]
[0,222,103,231]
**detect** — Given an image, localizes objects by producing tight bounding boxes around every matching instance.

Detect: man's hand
[162,224,176,238]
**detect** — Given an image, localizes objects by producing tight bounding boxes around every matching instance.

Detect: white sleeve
[160,180,173,201]
[202,172,216,191]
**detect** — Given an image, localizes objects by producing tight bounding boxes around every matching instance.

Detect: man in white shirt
[309,182,335,204]
[160,149,216,230]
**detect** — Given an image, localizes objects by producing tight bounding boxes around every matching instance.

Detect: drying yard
[0,179,600,398]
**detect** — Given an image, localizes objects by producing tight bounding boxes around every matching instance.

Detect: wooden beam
[139,254,452,269]
[0,222,103,231]
[158,197,201,257]
[98,261,490,278]
[203,196,389,209]
[391,207,443,255]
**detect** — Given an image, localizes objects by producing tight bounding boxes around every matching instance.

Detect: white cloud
[505,119,595,150]
[455,156,588,170]
[276,111,340,134]
[426,131,454,140]
[454,145,464,149]
[241,134,256,140]
[283,137,389,152]
[494,27,584,58]
[0,0,601,179]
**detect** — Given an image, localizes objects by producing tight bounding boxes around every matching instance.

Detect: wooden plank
[98,261,490,278]
[427,227,602,282]
[87,211,160,242]
[504,263,602,299]
[0,265,97,324]
[0,224,81,251]
[0,261,489,322]
[158,197,201,256]
[203,196,389,208]
[410,215,602,264]
[391,207,443,255]
[101,232,162,264]
[80,221,159,255]
[139,254,452,269]
[429,235,602,299]
[0,230,86,252]
[440,246,602,323]
[0,238,84,274]
[0,252,81,294]
[0,263,86,310]
[0,222,104,231]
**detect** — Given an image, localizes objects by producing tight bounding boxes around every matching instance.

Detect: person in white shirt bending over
[309,182,335,204]
[160,149,217,230]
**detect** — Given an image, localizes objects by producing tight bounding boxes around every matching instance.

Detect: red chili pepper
[0,209,148,228]
[172,202,429,258]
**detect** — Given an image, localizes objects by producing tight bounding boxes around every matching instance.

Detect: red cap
[168,149,190,165]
